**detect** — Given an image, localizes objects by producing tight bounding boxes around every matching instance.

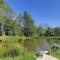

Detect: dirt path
[37,54,58,60]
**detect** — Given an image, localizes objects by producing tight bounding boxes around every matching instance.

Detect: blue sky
[6,0,60,27]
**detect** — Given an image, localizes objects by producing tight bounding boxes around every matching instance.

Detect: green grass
[0,36,36,60]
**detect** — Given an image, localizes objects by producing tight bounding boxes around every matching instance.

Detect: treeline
[0,0,60,37]
[37,26,60,36]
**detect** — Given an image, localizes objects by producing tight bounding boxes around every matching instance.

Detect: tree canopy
[0,0,60,37]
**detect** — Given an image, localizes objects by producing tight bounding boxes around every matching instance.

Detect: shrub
[4,47,24,58]
[8,48,20,57]
[15,52,36,60]
[50,49,60,59]
[3,36,16,43]
[24,52,36,60]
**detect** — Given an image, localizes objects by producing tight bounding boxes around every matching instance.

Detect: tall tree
[4,18,14,36]
[0,0,13,36]
[14,19,23,36]
[23,11,36,37]
[12,14,24,36]
[0,0,7,36]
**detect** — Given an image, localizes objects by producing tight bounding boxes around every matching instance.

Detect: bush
[50,49,60,59]
[4,47,24,58]
[3,36,16,43]
[15,52,36,60]
[7,48,20,58]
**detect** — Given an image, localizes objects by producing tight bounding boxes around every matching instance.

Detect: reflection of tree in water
[23,37,60,52]
[46,38,60,45]
[23,38,46,52]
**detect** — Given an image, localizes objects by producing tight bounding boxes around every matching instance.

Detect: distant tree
[37,24,48,36]
[54,27,60,36]
[44,27,54,36]
[13,14,24,36]
[37,27,45,36]
[4,18,14,36]
[23,11,36,37]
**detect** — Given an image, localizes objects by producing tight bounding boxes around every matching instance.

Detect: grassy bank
[0,36,59,60]
[0,36,36,60]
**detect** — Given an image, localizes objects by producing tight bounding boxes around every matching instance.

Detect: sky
[6,0,60,27]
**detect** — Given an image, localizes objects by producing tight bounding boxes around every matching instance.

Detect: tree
[0,0,6,36]
[0,0,13,36]
[14,20,23,36]
[54,27,60,36]
[13,14,24,36]
[37,27,45,36]
[44,27,54,36]
[0,0,5,4]
[4,18,14,36]
[23,11,36,37]
[37,24,48,36]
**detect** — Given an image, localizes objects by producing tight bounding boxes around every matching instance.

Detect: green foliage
[0,0,4,4]
[24,52,36,60]
[0,46,36,60]
[0,57,13,60]
[23,11,36,37]
[6,47,20,58]
[14,20,23,36]
[0,52,36,60]
[0,0,60,37]
[54,27,60,36]
[14,52,36,60]
[37,26,46,36]
[50,49,60,59]
[0,0,60,60]
[4,36,16,43]
[48,44,60,59]
[44,27,54,36]
[0,36,36,60]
